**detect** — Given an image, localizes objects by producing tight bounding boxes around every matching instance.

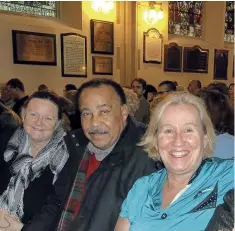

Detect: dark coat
[0,103,21,167]
[62,116,157,231]
[0,136,74,231]
[205,189,234,231]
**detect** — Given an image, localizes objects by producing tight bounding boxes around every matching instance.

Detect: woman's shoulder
[132,169,166,191]
[205,157,234,168]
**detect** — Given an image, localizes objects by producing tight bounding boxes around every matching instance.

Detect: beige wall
[0,1,234,95]
[136,1,234,89]
[0,2,123,95]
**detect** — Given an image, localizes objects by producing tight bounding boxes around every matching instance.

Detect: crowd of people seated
[0,77,233,231]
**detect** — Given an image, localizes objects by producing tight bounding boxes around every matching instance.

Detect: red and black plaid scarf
[57,148,90,231]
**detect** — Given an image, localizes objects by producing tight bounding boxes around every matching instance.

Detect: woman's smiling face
[157,104,208,177]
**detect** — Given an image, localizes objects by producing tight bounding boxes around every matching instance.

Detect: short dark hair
[38,84,48,91]
[144,84,157,99]
[77,78,127,108]
[158,81,176,91]
[196,89,234,135]
[65,84,77,92]
[207,82,229,96]
[24,91,62,120]
[131,78,147,90]
[6,78,25,92]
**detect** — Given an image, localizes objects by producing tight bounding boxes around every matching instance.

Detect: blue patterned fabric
[120,158,234,231]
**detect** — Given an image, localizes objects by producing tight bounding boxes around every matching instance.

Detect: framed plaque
[12,30,56,65]
[183,46,209,73]
[90,19,114,55]
[164,42,182,72]
[213,49,228,80]
[61,33,87,77]
[92,56,113,75]
[143,28,163,64]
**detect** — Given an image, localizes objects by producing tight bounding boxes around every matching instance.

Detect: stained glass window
[0,1,58,18]
[224,1,234,43]
[168,1,203,38]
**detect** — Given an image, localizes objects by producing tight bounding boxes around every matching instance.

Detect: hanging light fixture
[143,2,164,24]
[91,0,114,14]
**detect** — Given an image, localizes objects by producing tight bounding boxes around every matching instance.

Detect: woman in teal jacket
[115,92,234,231]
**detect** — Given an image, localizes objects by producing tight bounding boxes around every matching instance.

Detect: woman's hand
[0,213,23,231]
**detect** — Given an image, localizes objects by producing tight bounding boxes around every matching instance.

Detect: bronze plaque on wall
[12,30,56,65]
[183,46,209,73]
[90,19,114,55]
[164,42,182,72]
[214,49,228,80]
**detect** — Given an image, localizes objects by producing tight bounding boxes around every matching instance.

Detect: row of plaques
[164,43,230,79]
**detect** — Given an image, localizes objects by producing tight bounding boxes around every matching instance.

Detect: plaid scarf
[57,148,90,231]
[0,126,69,220]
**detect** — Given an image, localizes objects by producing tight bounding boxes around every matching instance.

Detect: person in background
[6,78,29,116]
[196,89,234,159]
[0,91,71,231]
[63,84,77,96]
[122,87,140,117]
[38,84,48,92]
[0,84,15,109]
[131,78,150,124]
[57,78,156,231]
[143,85,157,103]
[157,80,176,96]
[207,81,229,97]
[115,92,233,231]
[187,80,202,94]
[64,90,81,130]
[0,102,21,167]
[228,83,234,111]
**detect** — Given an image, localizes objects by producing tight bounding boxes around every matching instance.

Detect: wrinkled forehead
[79,86,121,109]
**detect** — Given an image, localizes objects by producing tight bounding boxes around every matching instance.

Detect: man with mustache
[57,78,157,231]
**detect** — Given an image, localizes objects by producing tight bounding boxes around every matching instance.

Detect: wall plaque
[214,49,228,80]
[12,30,56,65]
[61,33,87,77]
[92,56,113,75]
[164,42,182,72]
[91,19,114,55]
[183,46,209,73]
[143,28,162,64]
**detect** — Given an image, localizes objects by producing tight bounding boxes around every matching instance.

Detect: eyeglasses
[157,90,169,95]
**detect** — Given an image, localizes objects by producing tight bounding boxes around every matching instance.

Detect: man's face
[7,85,18,100]
[1,86,11,101]
[79,85,128,150]
[157,84,170,97]
[131,81,144,98]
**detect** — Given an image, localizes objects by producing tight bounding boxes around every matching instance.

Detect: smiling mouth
[170,151,189,158]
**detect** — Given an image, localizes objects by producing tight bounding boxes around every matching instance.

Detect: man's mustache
[88,127,109,135]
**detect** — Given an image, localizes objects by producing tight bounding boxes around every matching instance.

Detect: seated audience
[64,84,77,96]
[0,84,15,109]
[143,85,157,103]
[207,81,229,97]
[187,80,202,94]
[38,84,48,91]
[131,78,150,124]
[122,87,140,117]
[157,80,176,96]
[197,89,234,159]
[6,78,29,116]
[0,91,71,231]
[115,92,233,231]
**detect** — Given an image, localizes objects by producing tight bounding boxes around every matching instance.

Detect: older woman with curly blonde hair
[115,92,234,231]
